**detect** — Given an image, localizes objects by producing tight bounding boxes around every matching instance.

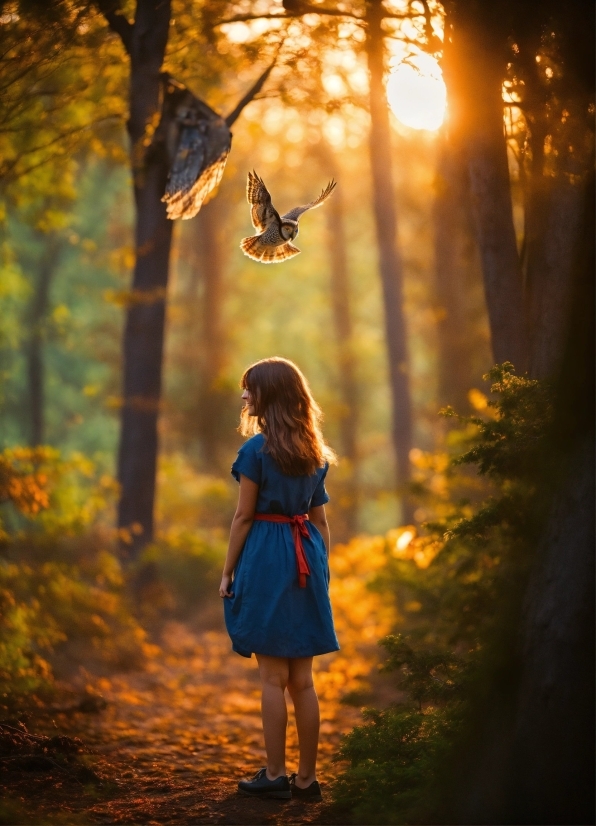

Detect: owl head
[280,220,299,241]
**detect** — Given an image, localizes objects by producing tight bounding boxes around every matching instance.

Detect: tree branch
[216,12,290,25]
[417,0,442,51]
[282,2,364,18]
[95,1,133,55]
[225,56,279,127]
[216,3,421,26]
[419,0,433,41]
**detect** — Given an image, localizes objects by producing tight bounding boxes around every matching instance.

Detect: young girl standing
[219,357,339,801]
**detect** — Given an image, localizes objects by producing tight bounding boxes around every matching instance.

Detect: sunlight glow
[386,53,447,132]
[396,529,416,552]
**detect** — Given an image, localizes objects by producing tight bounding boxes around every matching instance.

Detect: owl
[240,171,336,263]
[161,79,232,221]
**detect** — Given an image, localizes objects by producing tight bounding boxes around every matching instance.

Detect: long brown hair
[239,357,336,476]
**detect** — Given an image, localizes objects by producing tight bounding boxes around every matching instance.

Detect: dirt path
[3,621,364,825]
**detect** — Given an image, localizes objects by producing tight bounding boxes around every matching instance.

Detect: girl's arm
[219,474,259,598]
[308,504,330,556]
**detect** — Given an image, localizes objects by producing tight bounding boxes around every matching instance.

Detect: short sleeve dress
[224,433,340,659]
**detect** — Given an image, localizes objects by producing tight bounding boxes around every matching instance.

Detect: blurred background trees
[0,0,593,822]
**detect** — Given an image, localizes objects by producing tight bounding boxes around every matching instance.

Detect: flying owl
[240,171,337,263]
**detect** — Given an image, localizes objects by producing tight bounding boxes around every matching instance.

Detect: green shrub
[334,706,458,824]
[0,448,149,708]
[332,365,555,823]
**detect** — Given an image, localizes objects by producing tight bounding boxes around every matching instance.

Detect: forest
[0,0,593,823]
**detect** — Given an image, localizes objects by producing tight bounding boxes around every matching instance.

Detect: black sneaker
[238,768,291,799]
[289,773,323,801]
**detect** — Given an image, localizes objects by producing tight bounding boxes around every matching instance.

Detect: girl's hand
[219,574,233,598]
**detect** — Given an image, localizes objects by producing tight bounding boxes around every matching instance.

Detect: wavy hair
[239,357,336,476]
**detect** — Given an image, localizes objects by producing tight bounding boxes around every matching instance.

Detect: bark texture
[453,174,595,826]
[505,174,595,824]
[432,132,489,410]
[116,0,172,553]
[524,144,587,379]
[365,0,413,520]
[444,8,529,372]
[509,436,595,823]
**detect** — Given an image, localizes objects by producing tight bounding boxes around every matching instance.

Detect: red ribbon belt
[253,513,311,587]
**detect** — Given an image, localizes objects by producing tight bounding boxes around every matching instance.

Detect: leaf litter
[1,620,367,825]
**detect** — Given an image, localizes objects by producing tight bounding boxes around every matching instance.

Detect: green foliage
[0,446,148,708]
[0,552,147,701]
[443,362,554,482]
[1,159,128,455]
[0,446,117,536]
[379,634,467,709]
[0,3,126,193]
[333,365,555,823]
[334,706,458,824]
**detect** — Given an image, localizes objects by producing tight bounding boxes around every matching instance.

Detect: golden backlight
[386,53,446,131]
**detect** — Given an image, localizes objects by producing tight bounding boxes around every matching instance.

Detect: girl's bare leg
[255,654,289,780]
[287,657,319,788]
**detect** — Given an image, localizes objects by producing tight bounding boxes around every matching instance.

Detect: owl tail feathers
[240,235,301,264]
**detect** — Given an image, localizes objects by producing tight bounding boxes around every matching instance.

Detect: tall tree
[432,132,488,411]
[315,141,360,534]
[439,1,595,819]
[364,0,414,519]
[98,0,174,553]
[193,196,229,471]
[97,0,275,553]
[442,3,529,372]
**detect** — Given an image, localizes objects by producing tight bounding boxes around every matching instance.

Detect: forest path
[12,620,362,824]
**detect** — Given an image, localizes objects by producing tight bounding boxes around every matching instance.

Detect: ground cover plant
[331,364,561,824]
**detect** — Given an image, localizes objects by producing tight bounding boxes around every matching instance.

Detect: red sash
[253,513,311,587]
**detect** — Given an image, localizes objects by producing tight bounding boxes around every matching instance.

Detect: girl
[219,357,339,801]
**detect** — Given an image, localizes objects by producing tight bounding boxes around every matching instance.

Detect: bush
[0,447,150,709]
[332,365,555,823]
[334,706,457,825]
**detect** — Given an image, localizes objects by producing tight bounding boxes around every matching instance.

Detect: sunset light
[2,3,590,823]
[386,53,447,131]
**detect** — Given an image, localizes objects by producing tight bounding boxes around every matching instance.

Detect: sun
[386,53,447,132]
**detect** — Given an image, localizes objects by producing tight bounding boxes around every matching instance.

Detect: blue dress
[224,433,340,659]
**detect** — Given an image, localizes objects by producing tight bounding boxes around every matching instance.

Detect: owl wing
[240,235,301,263]
[163,115,231,220]
[246,171,282,232]
[281,179,337,222]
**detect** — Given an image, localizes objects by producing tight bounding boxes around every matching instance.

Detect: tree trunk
[27,235,62,446]
[509,437,594,823]
[317,141,359,535]
[116,0,172,555]
[444,10,529,372]
[503,172,595,824]
[524,163,586,380]
[365,0,414,522]
[194,196,227,471]
[432,132,488,410]
[453,174,595,826]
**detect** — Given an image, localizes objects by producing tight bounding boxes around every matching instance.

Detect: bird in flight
[240,171,336,263]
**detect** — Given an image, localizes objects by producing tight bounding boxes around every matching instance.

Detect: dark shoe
[238,768,291,799]
[289,773,323,801]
